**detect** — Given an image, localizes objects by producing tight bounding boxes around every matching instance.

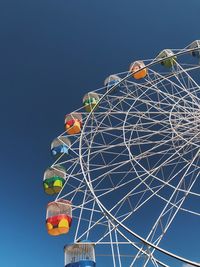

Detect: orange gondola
[46,200,72,236]
[65,113,82,135]
[129,61,147,79]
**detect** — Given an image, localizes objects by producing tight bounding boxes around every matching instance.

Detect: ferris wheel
[43,40,200,267]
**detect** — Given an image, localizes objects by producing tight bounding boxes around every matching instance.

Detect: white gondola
[156,49,177,67]
[189,40,200,59]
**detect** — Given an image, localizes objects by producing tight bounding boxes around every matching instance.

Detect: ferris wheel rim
[78,46,200,266]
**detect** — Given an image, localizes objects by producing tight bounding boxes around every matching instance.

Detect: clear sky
[0,0,200,266]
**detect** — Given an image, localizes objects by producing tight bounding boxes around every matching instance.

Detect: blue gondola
[104,74,121,92]
[64,241,96,267]
[51,136,71,157]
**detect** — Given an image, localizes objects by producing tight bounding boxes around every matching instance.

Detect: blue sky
[0,0,200,266]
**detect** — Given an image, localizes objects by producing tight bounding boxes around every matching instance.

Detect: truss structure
[50,45,200,267]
